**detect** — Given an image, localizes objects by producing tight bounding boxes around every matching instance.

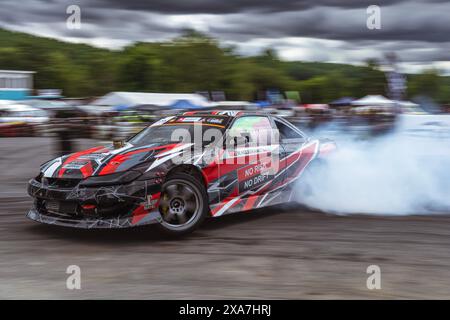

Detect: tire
[156,172,208,236]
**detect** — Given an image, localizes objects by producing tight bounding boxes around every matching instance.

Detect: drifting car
[27,111,335,235]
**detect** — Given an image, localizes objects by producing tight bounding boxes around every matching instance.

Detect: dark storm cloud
[90,0,410,14]
[0,0,448,72]
[93,0,450,44]
[0,0,180,42]
[1,0,449,43]
[208,2,450,43]
[0,0,65,25]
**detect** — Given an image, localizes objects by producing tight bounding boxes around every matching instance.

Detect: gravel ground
[1,137,450,299]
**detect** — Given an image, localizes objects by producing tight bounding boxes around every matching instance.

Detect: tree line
[0,28,449,104]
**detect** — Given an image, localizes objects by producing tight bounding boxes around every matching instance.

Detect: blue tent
[255,100,271,108]
[169,99,203,110]
[113,105,130,112]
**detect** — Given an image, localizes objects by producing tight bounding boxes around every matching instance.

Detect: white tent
[396,100,419,108]
[396,100,426,114]
[92,92,212,108]
[214,101,257,110]
[0,100,14,106]
[352,95,396,106]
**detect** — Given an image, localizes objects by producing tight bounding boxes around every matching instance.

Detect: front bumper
[26,208,159,229]
[27,178,162,229]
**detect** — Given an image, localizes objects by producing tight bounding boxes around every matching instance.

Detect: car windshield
[129,123,226,147]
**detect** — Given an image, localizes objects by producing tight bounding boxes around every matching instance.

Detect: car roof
[182,109,270,118]
[176,110,306,136]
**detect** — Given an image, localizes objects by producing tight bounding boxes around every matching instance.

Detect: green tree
[116,44,159,92]
[408,69,442,100]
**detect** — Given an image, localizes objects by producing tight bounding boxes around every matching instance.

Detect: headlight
[79,171,141,187]
[35,172,44,182]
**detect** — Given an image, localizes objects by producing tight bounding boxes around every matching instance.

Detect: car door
[273,118,314,185]
[218,116,281,200]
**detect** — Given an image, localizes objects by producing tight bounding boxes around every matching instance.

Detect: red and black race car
[27,111,335,235]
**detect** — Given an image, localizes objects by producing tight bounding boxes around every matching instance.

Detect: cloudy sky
[0,0,449,74]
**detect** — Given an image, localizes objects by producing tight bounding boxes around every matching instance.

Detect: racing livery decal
[27,111,335,234]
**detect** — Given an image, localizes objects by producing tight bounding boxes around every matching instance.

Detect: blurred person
[54,108,77,156]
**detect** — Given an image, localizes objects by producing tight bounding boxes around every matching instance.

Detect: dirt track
[1,138,450,299]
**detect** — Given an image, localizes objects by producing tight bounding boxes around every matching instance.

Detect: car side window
[274,120,305,142]
[228,116,273,146]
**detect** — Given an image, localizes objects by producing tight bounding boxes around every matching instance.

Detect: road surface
[1,137,450,299]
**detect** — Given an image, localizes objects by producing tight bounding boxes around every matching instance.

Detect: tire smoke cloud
[295,115,450,215]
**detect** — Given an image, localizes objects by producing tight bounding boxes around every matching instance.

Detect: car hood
[40,142,194,180]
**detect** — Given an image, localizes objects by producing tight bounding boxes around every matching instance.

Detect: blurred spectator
[54,108,76,156]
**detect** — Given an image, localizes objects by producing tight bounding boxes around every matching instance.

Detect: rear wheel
[156,173,208,236]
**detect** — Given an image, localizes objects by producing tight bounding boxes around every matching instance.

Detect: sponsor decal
[223,145,277,159]
[206,118,224,124]
[151,116,175,127]
[217,110,240,116]
[237,159,274,193]
[78,153,109,160]
[62,161,89,170]
[174,117,203,123]
[158,116,228,128]
[145,192,161,210]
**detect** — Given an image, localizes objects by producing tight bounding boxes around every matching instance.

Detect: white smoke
[296,115,450,215]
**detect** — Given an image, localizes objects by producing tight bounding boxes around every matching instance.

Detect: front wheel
[156,173,208,236]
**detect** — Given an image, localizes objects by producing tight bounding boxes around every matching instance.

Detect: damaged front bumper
[26,177,162,229]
